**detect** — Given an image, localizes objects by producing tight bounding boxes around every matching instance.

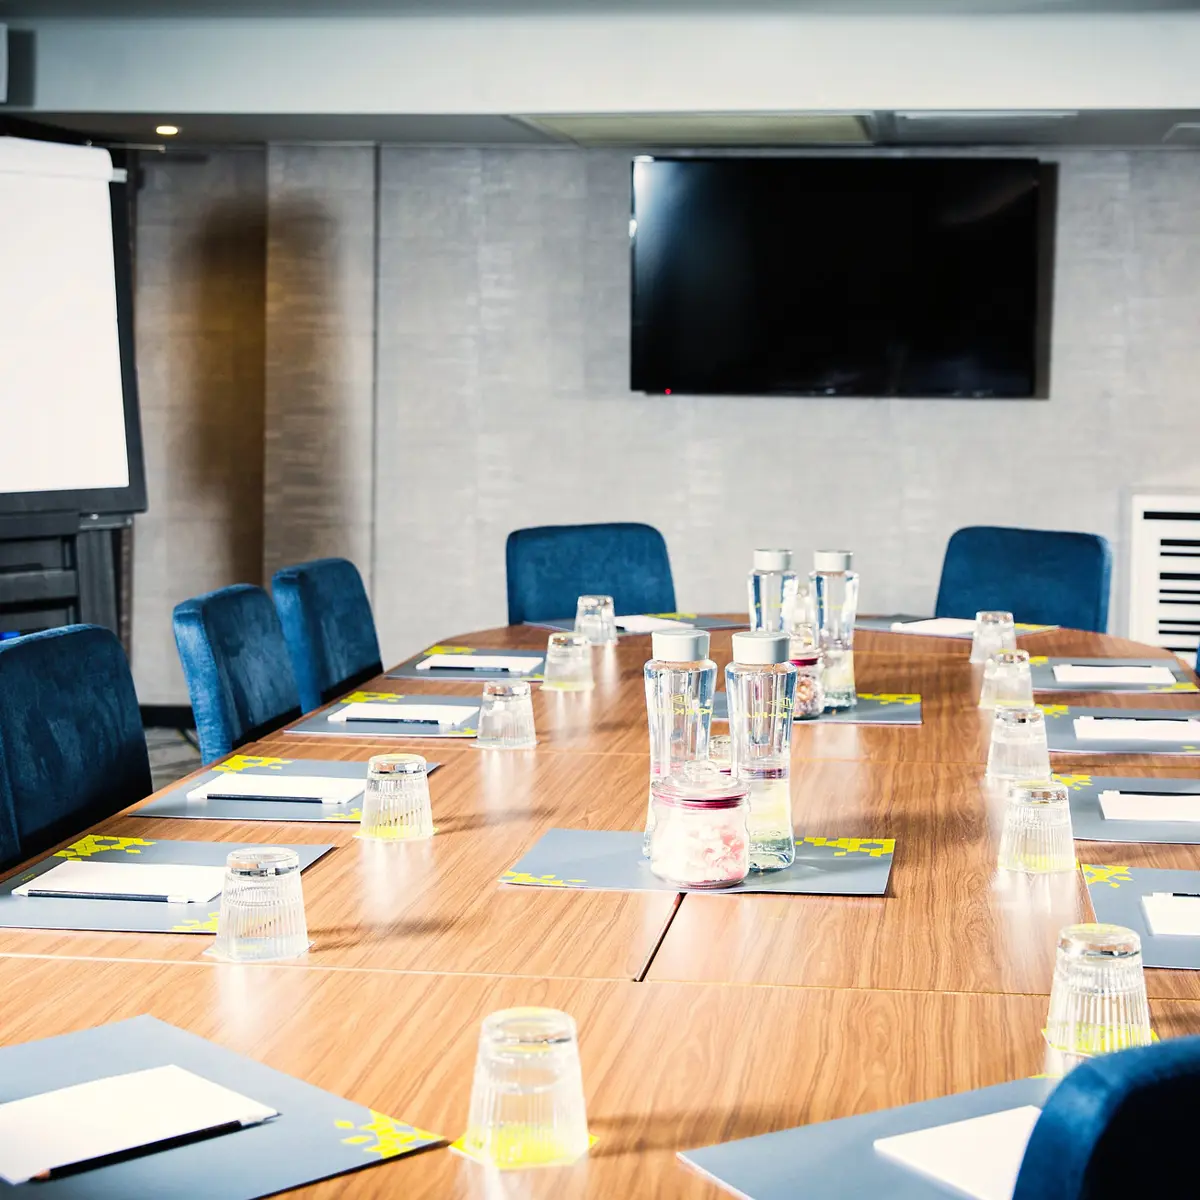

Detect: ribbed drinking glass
[986,705,1051,782]
[574,595,617,646]
[997,780,1075,873]
[461,1007,591,1169]
[542,633,594,692]
[708,734,733,774]
[357,753,434,840]
[475,680,537,750]
[979,649,1035,709]
[208,846,309,962]
[970,611,1018,665]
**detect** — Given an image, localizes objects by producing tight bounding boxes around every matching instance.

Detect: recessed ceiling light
[155,124,179,137]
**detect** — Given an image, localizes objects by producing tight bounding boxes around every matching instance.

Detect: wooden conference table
[3,621,1200,1197]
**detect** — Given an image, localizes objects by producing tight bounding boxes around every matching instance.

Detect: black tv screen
[630,157,1045,398]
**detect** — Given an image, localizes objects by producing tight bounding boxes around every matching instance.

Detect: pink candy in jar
[648,763,750,888]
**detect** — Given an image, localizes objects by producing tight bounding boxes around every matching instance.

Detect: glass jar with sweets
[788,647,824,720]
[649,763,750,889]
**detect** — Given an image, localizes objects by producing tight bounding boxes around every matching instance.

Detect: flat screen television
[630,156,1048,398]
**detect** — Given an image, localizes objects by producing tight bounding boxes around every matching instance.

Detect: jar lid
[732,631,790,665]
[651,629,710,662]
[813,549,853,572]
[652,761,749,809]
[753,548,792,571]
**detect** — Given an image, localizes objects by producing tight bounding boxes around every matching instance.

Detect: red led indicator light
[664,388,672,395]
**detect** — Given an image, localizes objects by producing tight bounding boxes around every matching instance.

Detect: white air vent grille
[1129,494,1200,666]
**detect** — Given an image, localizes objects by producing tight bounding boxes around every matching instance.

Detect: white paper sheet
[328,702,478,726]
[416,654,543,673]
[186,773,364,805]
[1099,790,1200,823]
[873,1105,1041,1200]
[1073,716,1200,743]
[0,1064,277,1185]
[13,860,226,904]
[1143,892,1200,937]
[1053,664,1177,686]
[888,618,977,637]
[615,615,694,632]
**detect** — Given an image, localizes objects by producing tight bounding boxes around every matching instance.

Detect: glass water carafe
[748,548,799,634]
[810,549,859,711]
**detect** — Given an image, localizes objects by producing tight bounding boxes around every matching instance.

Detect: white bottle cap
[650,629,710,662]
[731,631,790,665]
[813,549,853,572]
[753,548,792,571]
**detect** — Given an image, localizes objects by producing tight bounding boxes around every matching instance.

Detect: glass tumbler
[358,753,434,840]
[574,595,617,646]
[541,633,594,692]
[1044,923,1152,1073]
[997,780,1075,873]
[708,734,733,774]
[979,649,1035,709]
[987,705,1051,783]
[971,610,1018,665]
[475,680,537,750]
[461,1007,591,1169]
[208,846,310,962]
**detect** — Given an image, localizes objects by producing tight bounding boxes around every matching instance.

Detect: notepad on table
[13,859,225,904]
[328,702,478,726]
[873,1105,1041,1200]
[416,653,543,673]
[1143,892,1200,937]
[1099,790,1200,823]
[0,1063,277,1185]
[888,617,977,637]
[1073,716,1200,743]
[1053,664,1177,686]
[615,615,694,633]
[186,773,364,805]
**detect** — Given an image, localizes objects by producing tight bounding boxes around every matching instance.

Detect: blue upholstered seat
[271,558,382,713]
[173,584,302,764]
[0,625,151,868]
[505,523,676,624]
[1013,1036,1200,1198]
[935,525,1112,632]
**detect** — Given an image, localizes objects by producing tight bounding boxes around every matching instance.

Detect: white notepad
[1143,892,1200,937]
[1073,716,1200,743]
[416,653,543,673]
[889,618,977,637]
[1099,790,1200,823]
[327,702,478,726]
[615,615,694,633]
[13,860,226,904]
[874,1105,1041,1200]
[186,773,364,805]
[0,1064,277,1185]
[1053,664,1177,686]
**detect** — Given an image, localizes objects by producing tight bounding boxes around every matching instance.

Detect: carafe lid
[753,548,792,571]
[651,629,710,662]
[652,761,749,809]
[731,631,790,665]
[813,549,853,572]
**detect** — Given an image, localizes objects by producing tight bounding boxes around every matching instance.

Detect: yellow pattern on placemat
[335,1112,443,1159]
[55,835,155,859]
[646,612,698,620]
[449,1132,597,1169]
[171,911,219,933]
[423,644,475,655]
[1028,656,1049,665]
[1038,704,1069,717]
[1053,774,1093,790]
[213,753,291,773]
[500,870,588,887]
[341,690,406,704]
[1081,863,1132,889]
[800,836,895,858]
[1150,682,1200,693]
[858,693,920,707]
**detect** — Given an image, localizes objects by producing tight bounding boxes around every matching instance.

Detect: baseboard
[140,704,195,730]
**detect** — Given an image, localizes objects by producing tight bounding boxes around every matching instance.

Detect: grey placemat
[855,615,1056,639]
[501,828,894,896]
[1030,657,1196,695]
[1058,772,1200,844]
[526,613,747,635]
[713,691,922,725]
[1043,706,1200,757]
[1084,862,1200,970]
[0,839,333,934]
[680,1077,1056,1200]
[0,1015,441,1198]
[388,643,545,682]
[288,691,479,739]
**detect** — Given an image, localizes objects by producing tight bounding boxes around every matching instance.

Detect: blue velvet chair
[0,625,151,868]
[1013,1035,1200,1198]
[505,523,676,624]
[173,584,302,764]
[935,525,1112,632]
[272,558,382,713]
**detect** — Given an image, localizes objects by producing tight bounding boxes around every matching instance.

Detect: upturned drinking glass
[541,633,594,692]
[970,610,1018,665]
[979,649,1035,709]
[461,1007,591,1169]
[708,733,733,774]
[574,595,617,646]
[358,753,434,840]
[997,780,1075,873]
[987,705,1051,782]
[1044,923,1152,1074]
[475,680,537,750]
[208,846,310,962]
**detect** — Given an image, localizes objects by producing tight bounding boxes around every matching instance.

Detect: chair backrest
[173,584,302,764]
[935,525,1112,632]
[271,558,383,713]
[1013,1035,1200,1199]
[505,523,676,624]
[0,625,151,868]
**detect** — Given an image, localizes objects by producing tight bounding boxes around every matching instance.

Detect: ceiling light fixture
[155,124,179,137]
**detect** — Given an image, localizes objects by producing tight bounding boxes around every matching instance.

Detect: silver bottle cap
[650,629,710,662]
[813,549,853,572]
[753,548,792,571]
[731,631,790,665]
